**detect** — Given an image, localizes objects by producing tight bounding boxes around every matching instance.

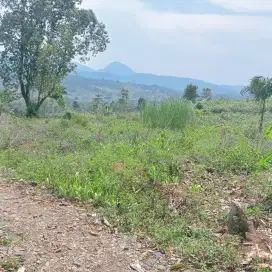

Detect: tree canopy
[183,84,198,103]
[0,0,109,116]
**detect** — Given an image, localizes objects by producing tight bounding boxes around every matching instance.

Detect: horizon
[80,0,272,86]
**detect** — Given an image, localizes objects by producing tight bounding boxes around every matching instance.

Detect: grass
[0,236,12,247]
[0,99,272,271]
[140,99,195,130]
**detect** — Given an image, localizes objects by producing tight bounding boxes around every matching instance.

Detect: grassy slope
[0,100,271,271]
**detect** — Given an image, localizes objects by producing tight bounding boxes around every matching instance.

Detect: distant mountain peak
[100,62,135,76]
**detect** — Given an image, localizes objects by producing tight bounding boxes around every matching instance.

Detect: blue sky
[81,0,272,85]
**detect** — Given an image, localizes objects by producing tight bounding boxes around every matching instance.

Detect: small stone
[153,251,164,259]
[157,265,166,271]
[89,231,99,237]
[123,245,129,251]
[73,262,81,267]
[130,262,145,272]
[14,252,25,257]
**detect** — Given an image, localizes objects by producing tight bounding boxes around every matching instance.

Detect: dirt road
[0,180,168,272]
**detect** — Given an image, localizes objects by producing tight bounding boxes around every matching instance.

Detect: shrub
[63,111,72,120]
[140,99,195,130]
[195,102,204,110]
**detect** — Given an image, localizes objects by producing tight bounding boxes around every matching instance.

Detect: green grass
[140,99,195,130]
[0,99,271,271]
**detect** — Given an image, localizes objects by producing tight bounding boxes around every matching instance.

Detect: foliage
[72,100,80,111]
[183,84,199,103]
[195,102,204,110]
[0,89,19,115]
[140,99,195,130]
[259,125,272,166]
[0,99,272,270]
[241,76,272,133]
[137,97,147,110]
[90,94,105,114]
[117,87,130,111]
[0,0,109,117]
[202,88,212,101]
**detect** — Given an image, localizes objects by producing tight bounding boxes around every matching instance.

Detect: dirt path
[0,180,169,272]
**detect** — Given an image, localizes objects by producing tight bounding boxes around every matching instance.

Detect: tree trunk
[259,99,266,135]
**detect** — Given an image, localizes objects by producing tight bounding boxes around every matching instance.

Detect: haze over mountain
[67,62,243,100]
[0,61,244,102]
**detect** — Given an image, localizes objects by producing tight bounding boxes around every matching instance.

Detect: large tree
[241,76,272,134]
[183,84,198,103]
[0,0,109,117]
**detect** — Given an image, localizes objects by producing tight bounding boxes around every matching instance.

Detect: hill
[67,62,243,101]
[0,62,244,102]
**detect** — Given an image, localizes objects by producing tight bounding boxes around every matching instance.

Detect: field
[0,99,272,271]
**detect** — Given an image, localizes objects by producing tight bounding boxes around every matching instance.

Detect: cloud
[209,0,272,12]
[84,0,272,39]
[80,0,272,84]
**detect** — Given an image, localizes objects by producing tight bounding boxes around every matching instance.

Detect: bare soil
[0,179,169,272]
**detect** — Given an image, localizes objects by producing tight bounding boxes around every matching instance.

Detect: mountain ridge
[73,62,243,99]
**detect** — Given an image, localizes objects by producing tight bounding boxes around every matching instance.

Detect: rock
[140,250,153,260]
[130,262,145,272]
[89,231,99,237]
[153,251,164,259]
[157,265,166,271]
[14,251,25,257]
[227,202,249,238]
[17,266,25,272]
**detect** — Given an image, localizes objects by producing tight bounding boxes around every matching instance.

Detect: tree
[202,88,212,101]
[137,97,146,110]
[117,87,130,111]
[183,84,198,103]
[91,93,104,113]
[0,0,109,117]
[0,89,19,115]
[72,100,80,111]
[241,76,272,134]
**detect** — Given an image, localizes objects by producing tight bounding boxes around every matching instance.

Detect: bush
[195,102,204,110]
[140,99,195,130]
[63,111,72,120]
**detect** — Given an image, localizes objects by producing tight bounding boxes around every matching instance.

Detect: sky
[81,0,272,85]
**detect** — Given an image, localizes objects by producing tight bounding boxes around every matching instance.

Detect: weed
[0,236,12,247]
[1,256,23,270]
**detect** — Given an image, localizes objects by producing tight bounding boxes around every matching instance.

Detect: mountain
[98,62,135,76]
[71,62,244,99]
[74,64,95,79]
[0,62,244,102]
[62,74,180,103]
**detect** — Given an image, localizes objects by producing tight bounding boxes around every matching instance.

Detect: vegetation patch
[0,100,271,270]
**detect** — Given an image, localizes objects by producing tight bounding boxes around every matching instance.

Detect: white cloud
[80,0,272,84]
[83,0,272,39]
[209,0,272,12]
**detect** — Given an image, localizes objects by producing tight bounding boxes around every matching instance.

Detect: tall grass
[140,99,195,130]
